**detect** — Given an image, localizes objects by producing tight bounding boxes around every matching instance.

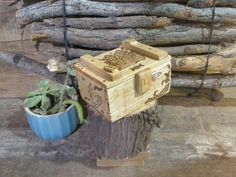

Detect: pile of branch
[8,0,236,88]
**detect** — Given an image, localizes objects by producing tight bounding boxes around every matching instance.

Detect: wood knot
[13,54,22,64]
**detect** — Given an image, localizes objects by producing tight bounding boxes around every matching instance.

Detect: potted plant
[24,79,84,141]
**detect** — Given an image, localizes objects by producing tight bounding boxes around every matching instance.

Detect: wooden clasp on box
[135,67,152,94]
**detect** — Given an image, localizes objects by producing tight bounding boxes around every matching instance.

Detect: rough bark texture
[92,0,188,2]
[171,73,236,88]
[16,1,236,26]
[50,46,105,59]
[2,51,235,88]
[89,102,161,159]
[172,45,236,74]
[0,51,63,83]
[31,23,236,49]
[93,0,236,8]
[51,44,220,59]
[43,16,172,29]
[0,51,52,78]
[159,44,220,56]
[188,0,236,8]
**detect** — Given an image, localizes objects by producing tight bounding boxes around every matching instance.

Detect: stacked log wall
[1,0,236,88]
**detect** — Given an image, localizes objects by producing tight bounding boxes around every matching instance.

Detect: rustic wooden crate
[74,40,171,122]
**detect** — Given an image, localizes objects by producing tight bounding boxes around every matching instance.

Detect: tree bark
[2,51,235,88]
[51,44,220,59]
[89,101,161,159]
[188,0,236,8]
[94,0,236,8]
[92,0,188,3]
[171,73,236,88]
[47,46,105,59]
[159,44,220,56]
[43,16,172,29]
[92,0,236,8]
[46,44,236,75]
[0,51,63,83]
[172,45,236,74]
[31,23,236,49]
[16,1,236,26]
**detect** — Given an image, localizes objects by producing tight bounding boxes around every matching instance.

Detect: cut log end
[89,101,161,160]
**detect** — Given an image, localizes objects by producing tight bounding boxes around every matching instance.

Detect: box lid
[74,39,171,89]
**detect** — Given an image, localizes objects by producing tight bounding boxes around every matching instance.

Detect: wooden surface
[171,73,236,88]
[96,152,149,167]
[43,16,172,29]
[172,44,236,74]
[0,84,236,176]
[0,61,44,98]
[0,51,56,80]
[31,23,236,49]
[159,44,220,56]
[121,39,168,60]
[75,42,171,122]
[75,46,171,88]
[188,0,236,8]
[80,54,122,81]
[135,68,152,94]
[0,3,22,42]
[16,1,236,26]
[47,44,221,60]
[90,101,160,159]
[0,59,236,176]
[76,61,170,122]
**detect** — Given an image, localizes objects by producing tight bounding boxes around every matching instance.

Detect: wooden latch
[135,68,152,94]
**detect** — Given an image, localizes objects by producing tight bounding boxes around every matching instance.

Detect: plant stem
[59,71,69,111]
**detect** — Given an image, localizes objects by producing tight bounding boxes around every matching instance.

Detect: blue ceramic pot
[25,105,78,141]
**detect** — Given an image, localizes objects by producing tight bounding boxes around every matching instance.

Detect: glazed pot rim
[24,104,74,118]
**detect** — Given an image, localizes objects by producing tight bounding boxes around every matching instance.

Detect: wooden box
[74,40,171,122]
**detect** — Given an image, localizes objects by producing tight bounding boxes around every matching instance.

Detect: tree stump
[89,101,161,162]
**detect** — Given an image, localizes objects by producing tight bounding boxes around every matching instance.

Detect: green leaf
[47,82,64,97]
[48,103,60,114]
[49,82,63,91]
[67,66,76,77]
[41,94,51,112]
[32,108,47,115]
[24,95,42,108]
[66,87,77,97]
[26,90,41,97]
[66,60,77,77]
[39,80,49,91]
[59,105,66,112]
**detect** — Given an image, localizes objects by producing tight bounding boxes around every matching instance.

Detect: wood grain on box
[74,40,171,122]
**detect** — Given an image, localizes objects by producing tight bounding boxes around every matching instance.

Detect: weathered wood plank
[0,4,22,42]
[96,152,149,167]
[0,61,44,98]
